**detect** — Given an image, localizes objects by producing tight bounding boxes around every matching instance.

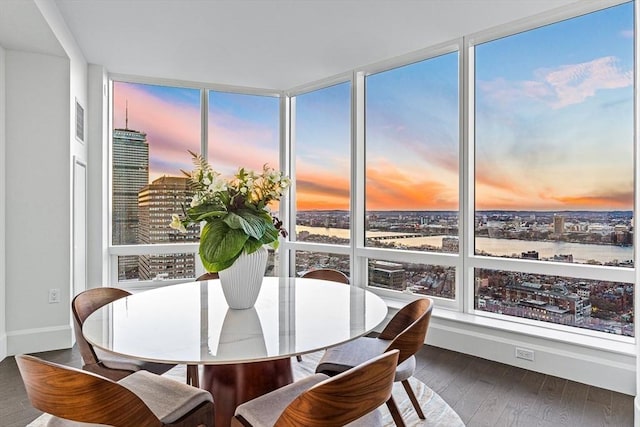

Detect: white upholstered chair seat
[94,347,177,376]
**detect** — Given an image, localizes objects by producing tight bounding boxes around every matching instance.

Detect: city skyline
[113,2,633,213]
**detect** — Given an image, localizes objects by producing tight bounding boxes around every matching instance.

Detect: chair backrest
[276,350,399,426]
[301,268,349,284]
[196,272,219,281]
[378,298,433,364]
[16,354,161,427]
[72,287,131,368]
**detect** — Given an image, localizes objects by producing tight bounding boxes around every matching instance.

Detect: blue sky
[114,1,634,212]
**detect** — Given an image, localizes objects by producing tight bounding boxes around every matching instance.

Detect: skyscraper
[112,124,149,280]
[553,214,565,236]
[137,176,199,280]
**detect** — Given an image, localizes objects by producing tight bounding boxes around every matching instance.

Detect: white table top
[83,277,388,365]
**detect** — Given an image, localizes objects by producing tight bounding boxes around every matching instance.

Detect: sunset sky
[113,2,633,212]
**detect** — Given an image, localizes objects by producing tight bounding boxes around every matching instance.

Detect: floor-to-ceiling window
[108,0,634,343]
[289,81,352,277]
[110,81,280,284]
[470,1,634,338]
[364,51,459,300]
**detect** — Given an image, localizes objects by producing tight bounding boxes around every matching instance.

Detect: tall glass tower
[112,125,149,280]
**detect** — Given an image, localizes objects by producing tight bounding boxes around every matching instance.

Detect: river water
[296,226,633,264]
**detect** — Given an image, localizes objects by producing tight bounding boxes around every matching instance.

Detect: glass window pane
[112,82,201,280]
[474,3,634,267]
[295,251,350,278]
[207,90,281,211]
[475,268,633,337]
[116,250,278,283]
[365,53,459,252]
[368,259,455,299]
[294,83,351,243]
[117,253,197,282]
[207,91,280,173]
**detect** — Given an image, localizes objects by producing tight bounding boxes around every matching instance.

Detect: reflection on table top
[83,277,388,365]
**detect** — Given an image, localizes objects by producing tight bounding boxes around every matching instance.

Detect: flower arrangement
[170,151,290,273]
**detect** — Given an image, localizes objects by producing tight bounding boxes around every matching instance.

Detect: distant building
[552,254,573,263]
[137,176,199,280]
[442,236,459,253]
[113,125,149,280]
[553,214,565,235]
[501,281,591,325]
[369,260,405,291]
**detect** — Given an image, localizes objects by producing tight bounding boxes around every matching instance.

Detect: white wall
[3,0,88,356]
[0,45,7,360]
[5,50,72,354]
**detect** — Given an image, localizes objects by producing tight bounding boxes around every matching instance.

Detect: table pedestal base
[202,358,294,427]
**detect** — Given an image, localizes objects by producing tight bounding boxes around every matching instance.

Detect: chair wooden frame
[316,298,433,426]
[72,287,136,380]
[301,268,349,284]
[16,354,214,427]
[378,298,433,422]
[72,287,176,381]
[232,350,400,427]
[297,268,349,362]
[185,271,220,387]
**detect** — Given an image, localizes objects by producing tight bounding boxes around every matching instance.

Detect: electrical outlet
[48,288,60,304]
[515,347,535,361]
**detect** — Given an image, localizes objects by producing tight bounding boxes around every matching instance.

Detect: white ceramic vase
[218,246,268,309]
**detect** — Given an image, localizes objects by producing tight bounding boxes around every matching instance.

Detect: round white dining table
[83,276,388,426]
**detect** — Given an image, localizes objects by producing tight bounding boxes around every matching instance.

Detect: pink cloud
[114,83,280,181]
[479,56,632,109]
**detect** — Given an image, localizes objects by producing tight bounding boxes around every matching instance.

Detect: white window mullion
[462,35,474,314]
[352,71,366,288]
[281,96,297,276]
[281,94,293,277]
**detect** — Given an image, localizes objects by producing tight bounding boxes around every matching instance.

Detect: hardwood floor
[0,344,633,426]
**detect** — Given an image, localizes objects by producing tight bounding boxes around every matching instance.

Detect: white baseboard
[0,332,6,361]
[7,325,73,356]
[427,315,635,396]
[376,299,636,396]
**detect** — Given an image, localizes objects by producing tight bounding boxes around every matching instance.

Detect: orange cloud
[366,161,457,210]
[295,170,350,210]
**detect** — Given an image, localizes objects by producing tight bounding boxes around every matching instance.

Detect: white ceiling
[0,0,65,57]
[5,0,584,91]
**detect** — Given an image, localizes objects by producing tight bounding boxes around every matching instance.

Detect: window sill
[377,294,636,357]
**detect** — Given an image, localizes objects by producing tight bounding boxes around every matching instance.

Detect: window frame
[105,0,636,351]
[107,75,283,288]
[464,0,635,343]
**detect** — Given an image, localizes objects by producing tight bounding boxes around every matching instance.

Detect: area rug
[27,352,464,426]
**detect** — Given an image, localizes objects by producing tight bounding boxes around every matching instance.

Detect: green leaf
[259,222,279,246]
[243,237,264,254]
[199,220,248,272]
[223,210,268,241]
[187,203,226,221]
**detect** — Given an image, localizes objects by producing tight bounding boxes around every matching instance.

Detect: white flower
[170,214,187,232]
[190,193,202,208]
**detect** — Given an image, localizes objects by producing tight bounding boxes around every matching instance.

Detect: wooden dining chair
[184,271,220,387]
[232,349,400,427]
[301,268,349,284]
[196,272,219,281]
[315,298,434,426]
[16,354,214,427]
[296,268,350,362]
[72,287,175,381]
